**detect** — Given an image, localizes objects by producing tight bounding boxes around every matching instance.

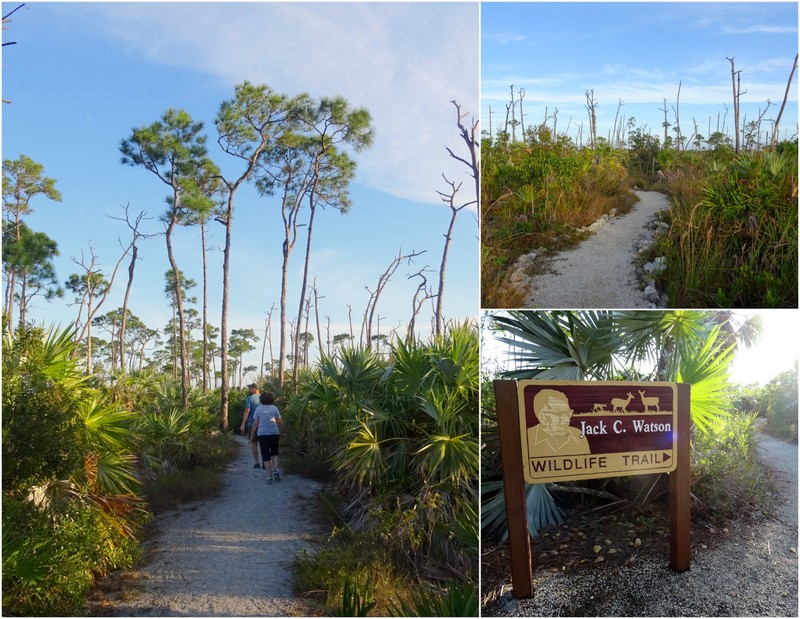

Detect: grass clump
[657,143,798,307]
[691,412,774,520]
[294,523,477,617]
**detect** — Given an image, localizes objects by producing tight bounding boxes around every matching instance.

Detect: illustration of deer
[611,392,635,413]
[592,403,608,412]
[638,390,660,413]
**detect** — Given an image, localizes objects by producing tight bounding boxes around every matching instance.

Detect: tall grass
[657,143,798,307]
[692,412,774,519]
[481,134,636,307]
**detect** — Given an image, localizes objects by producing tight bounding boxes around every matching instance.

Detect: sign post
[669,382,691,572]
[494,379,692,598]
[494,380,533,598]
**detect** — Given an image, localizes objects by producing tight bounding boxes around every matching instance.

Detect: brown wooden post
[669,383,691,571]
[493,380,533,598]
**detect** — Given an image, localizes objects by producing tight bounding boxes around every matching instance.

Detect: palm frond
[677,324,737,434]
[481,479,563,539]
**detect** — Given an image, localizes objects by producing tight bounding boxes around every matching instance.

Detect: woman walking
[250,392,285,483]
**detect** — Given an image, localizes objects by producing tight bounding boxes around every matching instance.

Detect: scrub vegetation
[288,322,479,616]
[3,320,479,616]
[482,70,799,308]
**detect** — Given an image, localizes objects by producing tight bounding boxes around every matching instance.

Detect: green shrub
[2,324,87,492]
[759,365,798,441]
[691,412,773,519]
[291,325,479,612]
[2,495,141,616]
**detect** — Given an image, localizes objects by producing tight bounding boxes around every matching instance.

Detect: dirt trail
[103,435,325,617]
[525,190,671,308]
[755,431,798,528]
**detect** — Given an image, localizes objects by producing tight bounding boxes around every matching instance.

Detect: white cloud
[722,24,798,35]
[484,32,527,46]
[83,3,478,207]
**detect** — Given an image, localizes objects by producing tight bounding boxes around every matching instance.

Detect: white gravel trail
[524,190,670,308]
[109,435,325,617]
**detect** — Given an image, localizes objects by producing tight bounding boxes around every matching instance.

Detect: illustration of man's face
[535,392,573,437]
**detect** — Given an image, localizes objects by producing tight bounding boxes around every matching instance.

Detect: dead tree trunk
[312,280,324,363]
[727,57,741,153]
[771,53,798,150]
[510,85,517,143]
[434,176,466,337]
[362,249,425,348]
[660,97,670,147]
[585,89,598,150]
[673,81,682,151]
[612,99,624,149]
[446,100,480,219]
[435,100,478,336]
[347,304,354,341]
[109,204,154,377]
[71,243,130,374]
[407,268,433,342]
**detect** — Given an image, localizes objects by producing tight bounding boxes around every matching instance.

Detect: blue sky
[482,2,798,146]
[2,2,479,376]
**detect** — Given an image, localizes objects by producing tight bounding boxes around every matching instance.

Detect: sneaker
[273,470,281,482]
[267,474,274,484]
[252,463,260,469]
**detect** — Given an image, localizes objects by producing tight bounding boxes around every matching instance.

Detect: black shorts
[257,434,280,461]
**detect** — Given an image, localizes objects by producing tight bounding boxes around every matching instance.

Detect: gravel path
[488,431,798,617]
[108,435,325,617]
[524,190,670,308]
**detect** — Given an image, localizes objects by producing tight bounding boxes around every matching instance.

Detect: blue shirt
[245,394,260,428]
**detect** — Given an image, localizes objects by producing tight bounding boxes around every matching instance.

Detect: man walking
[239,383,261,468]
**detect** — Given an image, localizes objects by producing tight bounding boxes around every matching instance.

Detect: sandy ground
[106,435,325,617]
[486,430,799,617]
[525,190,671,308]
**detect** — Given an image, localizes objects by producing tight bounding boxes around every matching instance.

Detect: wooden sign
[517,381,678,483]
[494,380,691,600]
